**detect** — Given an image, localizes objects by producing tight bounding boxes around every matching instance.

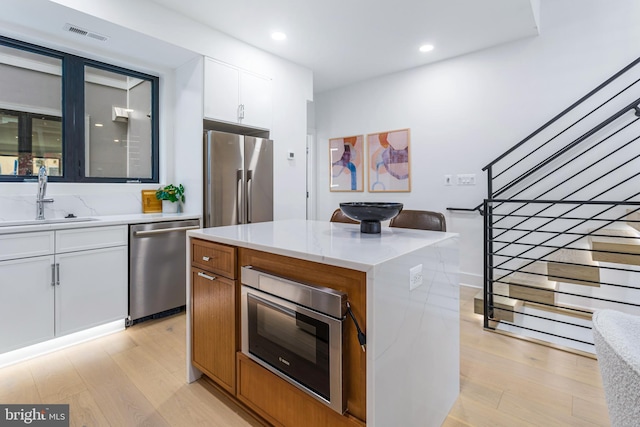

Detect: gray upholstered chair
[592,309,640,427]
[389,209,446,232]
[330,208,359,224]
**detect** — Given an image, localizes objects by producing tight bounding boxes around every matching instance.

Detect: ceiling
[147,0,540,92]
[0,0,540,93]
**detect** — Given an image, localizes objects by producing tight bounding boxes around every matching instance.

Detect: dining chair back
[389,209,446,232]
[330,208,359,224]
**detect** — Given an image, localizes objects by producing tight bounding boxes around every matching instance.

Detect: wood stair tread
[546,248,600,287]
[505,262,557,305]
[473,283,522,322]
[625,208,640,232]
[589,226,640,265]
[505,261,557,290]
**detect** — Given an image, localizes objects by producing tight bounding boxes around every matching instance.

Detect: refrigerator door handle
[237,169,244,223]
[247,170,253,223]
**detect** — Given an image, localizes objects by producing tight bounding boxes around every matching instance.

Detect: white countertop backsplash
[0,188,200,233]
[0,190,150,220]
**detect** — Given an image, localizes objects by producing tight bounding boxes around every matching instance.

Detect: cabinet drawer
[56,225,127,253]
[192,239,236,279]
[0,231,54,261]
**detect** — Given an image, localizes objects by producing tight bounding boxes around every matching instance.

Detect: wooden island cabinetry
[188,220,460,427]
[190,239,237,395]
[236,248,367,427]
[189,238,366,426]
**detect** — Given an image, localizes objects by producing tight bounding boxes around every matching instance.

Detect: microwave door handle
[237,169,243,224]
[247,170,253,223]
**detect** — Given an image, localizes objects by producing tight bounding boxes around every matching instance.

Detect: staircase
[454,55,640,355]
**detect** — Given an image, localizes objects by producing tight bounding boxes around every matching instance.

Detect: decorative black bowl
[340,202,403,234]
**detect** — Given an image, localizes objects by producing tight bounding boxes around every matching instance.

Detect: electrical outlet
[456,174,476,186]
[409,264,423,290]
[444,174,452,186]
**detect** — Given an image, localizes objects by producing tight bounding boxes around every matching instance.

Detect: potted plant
[156,184,185,213]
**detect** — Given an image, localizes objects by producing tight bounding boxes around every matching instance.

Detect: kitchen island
[186,219,459,427]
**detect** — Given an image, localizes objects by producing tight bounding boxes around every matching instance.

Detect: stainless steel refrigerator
[204,130,273,227]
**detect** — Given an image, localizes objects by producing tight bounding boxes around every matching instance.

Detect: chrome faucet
[36,166,54,220]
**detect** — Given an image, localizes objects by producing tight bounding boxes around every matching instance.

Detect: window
[0,36,159,182]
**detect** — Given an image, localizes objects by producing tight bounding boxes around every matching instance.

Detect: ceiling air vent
[63,24,108,42]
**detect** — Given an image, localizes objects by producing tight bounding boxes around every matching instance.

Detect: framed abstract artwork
[367,128,411,192]
[329,135,364,192]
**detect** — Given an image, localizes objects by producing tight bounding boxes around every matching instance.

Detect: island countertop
[187,219,460,427]
[187,218,458,271]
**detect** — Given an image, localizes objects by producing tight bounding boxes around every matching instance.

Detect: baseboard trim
[460,272,482,288]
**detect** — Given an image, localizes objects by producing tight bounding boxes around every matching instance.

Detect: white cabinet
[0,226,127,354]
[55,246,127,335]
[0,255,55,353]
[203,57,273,130]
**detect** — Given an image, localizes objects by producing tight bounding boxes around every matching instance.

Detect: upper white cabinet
[204,58,273,130]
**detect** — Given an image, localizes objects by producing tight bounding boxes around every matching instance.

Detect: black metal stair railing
[448,55,640,354]
[484,199,640,351]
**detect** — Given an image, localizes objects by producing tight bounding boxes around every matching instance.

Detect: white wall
[314,0,640,285]
[0,0,312,221]
[49,0,314,221]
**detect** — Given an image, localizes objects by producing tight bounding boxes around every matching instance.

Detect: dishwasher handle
[133,225,200,237]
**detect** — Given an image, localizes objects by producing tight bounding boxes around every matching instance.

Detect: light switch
[456,174,476,185]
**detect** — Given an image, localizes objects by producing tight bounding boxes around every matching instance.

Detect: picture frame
[329,135,364,192]
[367,128,411,192]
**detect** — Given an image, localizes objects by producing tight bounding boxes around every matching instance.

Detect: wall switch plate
[287,151,295,160]
[444,174,452,186]
[409,264,423,290]
[456,174,476,185]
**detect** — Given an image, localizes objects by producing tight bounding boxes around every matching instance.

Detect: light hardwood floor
[0,286,610,426]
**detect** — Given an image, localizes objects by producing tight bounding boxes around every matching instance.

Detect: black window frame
[0,35,159,183]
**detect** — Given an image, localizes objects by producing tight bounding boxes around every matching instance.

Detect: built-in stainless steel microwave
[240,266,347,414]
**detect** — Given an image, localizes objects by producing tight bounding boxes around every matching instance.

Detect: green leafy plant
[156,184,185,203]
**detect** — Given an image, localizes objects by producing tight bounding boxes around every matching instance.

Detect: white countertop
[188,219,458,271]
[0,212,201,234]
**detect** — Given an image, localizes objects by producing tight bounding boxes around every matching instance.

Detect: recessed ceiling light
[271,32,287,41]
[94,123,103,127]
[419,44,434,53]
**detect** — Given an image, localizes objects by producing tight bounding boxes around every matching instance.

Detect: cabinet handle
[202,256,211,261]
[51,264,56,287]
[238,103,245,120]
[55,263,60,286]
[197,271,216,281]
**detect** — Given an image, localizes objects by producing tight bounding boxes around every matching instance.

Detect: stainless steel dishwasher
[129,219,200,324]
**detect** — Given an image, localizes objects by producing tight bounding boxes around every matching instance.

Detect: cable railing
[484,199,640,353]
[448,55,640,355]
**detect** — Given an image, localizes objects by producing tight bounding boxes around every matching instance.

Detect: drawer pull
[202,256,210,261]
[197,271,216,281]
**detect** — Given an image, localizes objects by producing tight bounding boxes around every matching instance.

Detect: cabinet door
[0,255,55,353]
[191,268,236,394]
[55,246,127,336]
[240,71,272,130]
[204,58,240,123]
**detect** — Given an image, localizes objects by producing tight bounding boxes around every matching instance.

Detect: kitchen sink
[0,217,98,227]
